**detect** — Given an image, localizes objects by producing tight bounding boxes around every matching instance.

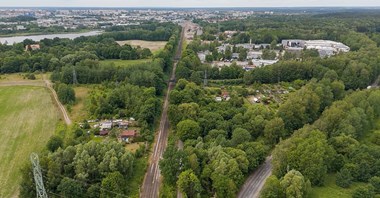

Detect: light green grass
[0,86,59,197]
[308,174,367,198]
[100,59,151,67]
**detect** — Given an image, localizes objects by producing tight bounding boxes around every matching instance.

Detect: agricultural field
[100,59,151,67]
[116,40,167,52]
[0,86,59,197]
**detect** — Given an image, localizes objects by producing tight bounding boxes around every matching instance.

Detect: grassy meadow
[100,59,152,67]
[116,40,167,52]
[308,174,368,198]
[0,86,59,197]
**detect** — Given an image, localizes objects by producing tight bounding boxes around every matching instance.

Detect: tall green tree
[177,169,202,198]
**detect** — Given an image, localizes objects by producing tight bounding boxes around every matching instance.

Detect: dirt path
[43,79,72,125]
[0,78,72,125]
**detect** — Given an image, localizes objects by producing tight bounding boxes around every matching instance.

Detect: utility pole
[30,153,48,198]
[73,66,78,85]
[204,70,208,87]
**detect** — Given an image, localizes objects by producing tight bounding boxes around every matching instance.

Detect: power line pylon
[30,153,48,198]
[73,66,78,85]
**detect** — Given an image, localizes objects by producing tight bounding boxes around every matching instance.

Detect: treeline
[51,59,166,94]
[20,141,135,198]
[200,13,380,45]
[263,89,380,197]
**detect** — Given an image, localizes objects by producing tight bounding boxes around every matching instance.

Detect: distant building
[118,130,137,143]
[282,39,350,58]
[16,25,26,30]
[198,50,211,62]
[100,121,112,130]
[25,44,40,51]
[247,51,262,59]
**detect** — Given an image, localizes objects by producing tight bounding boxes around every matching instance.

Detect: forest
[11,10,380,198]
[158,12,380,198]
[17,23,181,198]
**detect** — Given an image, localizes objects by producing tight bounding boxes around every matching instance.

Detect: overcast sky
[0,0,379,7]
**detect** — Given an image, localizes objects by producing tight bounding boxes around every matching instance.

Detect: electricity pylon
[30,153,48,198]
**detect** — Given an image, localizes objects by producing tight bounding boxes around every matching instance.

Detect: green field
[100,59,151,67]
[0,86,59,197]
[308,174,367,198]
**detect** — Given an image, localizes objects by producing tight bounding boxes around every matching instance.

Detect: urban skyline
[0,0,380,7]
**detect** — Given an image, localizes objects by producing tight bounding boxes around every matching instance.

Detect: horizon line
[1,6,380,8]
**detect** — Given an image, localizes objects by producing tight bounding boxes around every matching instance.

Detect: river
[0,31,103,45]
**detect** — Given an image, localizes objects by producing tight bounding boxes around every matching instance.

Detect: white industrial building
[282,39,350,57]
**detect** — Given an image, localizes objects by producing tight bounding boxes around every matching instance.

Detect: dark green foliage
[369,176,380,194]
[336,168,353,188]
[231,128,251,146]
[273,129,334,185]
[47,135,63,152]
[57,177,85,198]
[100,172,127,198]
[160,144,186,185]
[176,119,201,141]
[260,175,282,198]
[55,83,76,105]
[352,185,375,198]
[20,141,134,198]
[177,169,202,198]
[280,170,311,198]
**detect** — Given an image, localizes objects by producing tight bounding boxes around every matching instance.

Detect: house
[118,130,137,143]
[197,50,211,63]
[16,25,26,30]
[118,121,129,129]
[232,53,239,59]
[25,44,40,51]
[247,51,262,59]
[215,97,222,102]
[222,90,230,101]
[100,121,112,130]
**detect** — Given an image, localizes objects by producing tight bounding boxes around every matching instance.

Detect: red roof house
[118,130,137,143]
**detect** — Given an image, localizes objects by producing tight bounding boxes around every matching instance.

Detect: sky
[0,0,379,8]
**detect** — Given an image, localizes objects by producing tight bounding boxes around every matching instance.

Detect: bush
[26,73,36,80]
[47,135,63,152]
[336,168,353,188]
[352,185,375,198]
[56,83,76,105]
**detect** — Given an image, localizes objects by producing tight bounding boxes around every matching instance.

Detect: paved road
[140,24,185,198]
[238,156,273,198]
[0,78,72,125]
